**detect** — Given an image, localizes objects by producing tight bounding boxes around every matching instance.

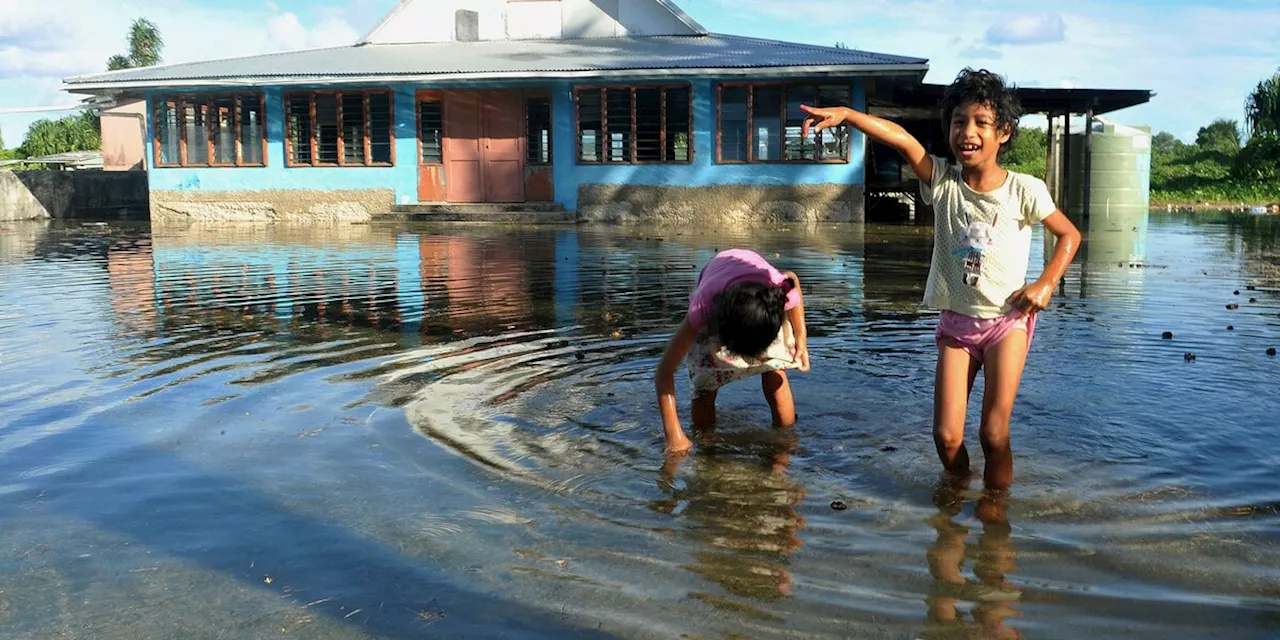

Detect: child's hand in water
[664,433,693,456]
[1007,279,1055,312]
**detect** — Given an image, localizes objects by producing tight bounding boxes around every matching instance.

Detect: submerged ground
[0,213,1277,639]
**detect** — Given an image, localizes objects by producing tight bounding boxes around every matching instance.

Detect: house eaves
[61,35,928,93]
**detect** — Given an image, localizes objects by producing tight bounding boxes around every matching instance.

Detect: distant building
[59,0,932,223]
[60,0,1149,225]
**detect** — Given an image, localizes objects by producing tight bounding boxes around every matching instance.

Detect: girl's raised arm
[800,105,934,187]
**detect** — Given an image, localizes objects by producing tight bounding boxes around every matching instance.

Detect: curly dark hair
[940,67,1022,155]
[712,281,787,358]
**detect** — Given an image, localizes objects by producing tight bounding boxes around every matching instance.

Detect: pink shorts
[935,309,1036,363]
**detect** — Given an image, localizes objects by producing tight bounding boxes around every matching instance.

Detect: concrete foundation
[577,184,865,225]
[150,189,396,224]
[1,171,68,220]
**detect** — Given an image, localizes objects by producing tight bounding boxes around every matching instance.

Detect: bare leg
[934,340,981,475]
[979,330,1029,491]
[692,389,718,432]
[761,370,796,428]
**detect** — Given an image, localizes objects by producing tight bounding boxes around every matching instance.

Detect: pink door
[444,92,484,203]
[481,91,525,203]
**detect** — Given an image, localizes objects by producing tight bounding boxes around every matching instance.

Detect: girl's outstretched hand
[1007,279,1055,313]
[800,105,848,137]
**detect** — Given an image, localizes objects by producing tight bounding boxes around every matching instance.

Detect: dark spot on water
[1227,304,1239,310]
[881,446,898,452]
[847,359,856,364]
[1247,285,1257,290]
[1184,352,1197,361]
[1085,317,1096,322]
[830,501,848,511]
[606,393,614,397]
[1268,348,1277,356]
[1250,298,1258,303]
[1228,326,1234,331]
[575,352,585,361]
[1234,290,1240,295]
[1162,331,1174,339]
[221,430,226,435]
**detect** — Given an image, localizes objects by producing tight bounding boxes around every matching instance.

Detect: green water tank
[1066,121,1152,229]
[1065,120,1152,262]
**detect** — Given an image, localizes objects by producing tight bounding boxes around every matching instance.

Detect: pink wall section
[101,100,147,172]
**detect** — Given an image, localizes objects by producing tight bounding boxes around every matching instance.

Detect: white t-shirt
[920,155,1058,319]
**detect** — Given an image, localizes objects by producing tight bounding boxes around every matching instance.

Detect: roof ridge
[710,33,927,63]
[357,34,708,47]
[63,44,360,83]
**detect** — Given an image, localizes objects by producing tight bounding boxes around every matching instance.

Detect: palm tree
[107,18,163,71]
[1245,68,1280,138]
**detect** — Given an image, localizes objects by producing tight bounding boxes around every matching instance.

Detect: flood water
[1,213,1277,639]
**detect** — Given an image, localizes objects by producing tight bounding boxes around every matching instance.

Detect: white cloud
[985,13,1066,46]
[705,0,1280,141]
[959,45,1003,60]
[0,0,379,146]
[266,8,359,51]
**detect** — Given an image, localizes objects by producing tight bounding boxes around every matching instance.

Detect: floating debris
[1268,348,1277,357]
[881,445,898,452]
[1227,303,1239,310]
[1228,326,1235,331]
[1184,352,1197,362]
[1162,331,1173,340]
[1249,298,1258,304]
[830,501,848,511]
[1234,290,1241,295]
[574,352,586,361]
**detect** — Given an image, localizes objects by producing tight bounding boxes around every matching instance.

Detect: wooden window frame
[715,82,852,165]
[152,91,268,169]
[416,90,446,166]
[573,84,693,166]
[525,90,553,166]
[283,89,396,168]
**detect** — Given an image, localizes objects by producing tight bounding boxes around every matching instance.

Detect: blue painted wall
[145,77,867,210]
[549,78,867,210]
[146,87,419,203]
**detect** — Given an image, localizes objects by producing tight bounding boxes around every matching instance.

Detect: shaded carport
[863,79,1154,225]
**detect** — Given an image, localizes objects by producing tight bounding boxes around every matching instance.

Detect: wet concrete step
[374,209,579,224]
[390,202,565,214]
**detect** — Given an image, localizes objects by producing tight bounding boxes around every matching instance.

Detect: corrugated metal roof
[62,34,927,90]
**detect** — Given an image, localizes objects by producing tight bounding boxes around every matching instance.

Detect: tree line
[1004,68,1280,206]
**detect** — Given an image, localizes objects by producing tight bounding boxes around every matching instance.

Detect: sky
[0,0,1277,149]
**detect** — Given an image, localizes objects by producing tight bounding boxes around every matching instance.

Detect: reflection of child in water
[655,435,805,600]
[655,249,810,455]
[924,484,1023,640]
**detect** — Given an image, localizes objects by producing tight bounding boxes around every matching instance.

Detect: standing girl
[801,68,1081,489]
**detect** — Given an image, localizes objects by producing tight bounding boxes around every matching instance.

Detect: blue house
[61,0,929,224]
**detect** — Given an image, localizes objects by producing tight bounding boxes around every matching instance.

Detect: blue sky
[1,0,1277,149]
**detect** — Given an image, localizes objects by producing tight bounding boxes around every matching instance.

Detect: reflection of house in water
[106,237,158,332]
[141,230,573,343]
[416,234,558,332]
